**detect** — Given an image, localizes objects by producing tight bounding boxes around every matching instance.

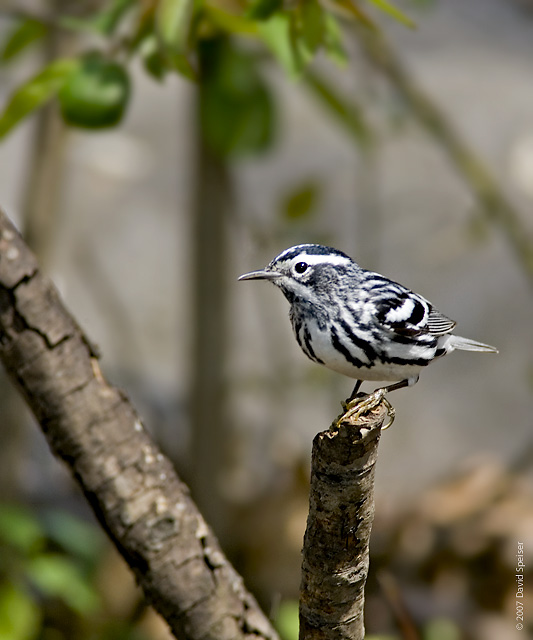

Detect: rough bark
[299,405,386,640]
[0,207,279,640]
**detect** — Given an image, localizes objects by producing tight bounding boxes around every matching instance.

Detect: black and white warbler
[239,244,497,427]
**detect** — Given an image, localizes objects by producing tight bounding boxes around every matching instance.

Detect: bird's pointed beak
[238,269,281,282]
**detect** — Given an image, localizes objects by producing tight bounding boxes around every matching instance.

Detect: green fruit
[58,53,130,129]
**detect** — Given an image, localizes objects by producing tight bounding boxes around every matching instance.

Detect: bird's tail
[449,335,498,353]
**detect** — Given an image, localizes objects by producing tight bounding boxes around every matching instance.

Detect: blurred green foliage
[0,504,148,640]
[0,19,47,63]
[423,618,461,640]
[366,0,415,27]
[199,38,276,157]
[0,58,78,138]
[281,180,320,221]
[1,503,468,639]
[273,600,299,640]
[0,0,414,144]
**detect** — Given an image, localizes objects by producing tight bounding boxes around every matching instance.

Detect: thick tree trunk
[0,208,279,640]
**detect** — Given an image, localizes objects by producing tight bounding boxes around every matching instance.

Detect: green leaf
[0,19,48,63]
[282,182,320,220]
[0,58,78,139]
[200,39,276,158]
[26,553,100,615]
[288,14,314,71]
[258,13,302,78]
[127,4,157,52]
[156,0,195,55]
[44,510,105,566]
[366,0,415,28]
[0,584,40,640]
[155,0,199,79]
[136,16,195,81]
[274,600,299,640]
[0,504,44,554]
[204,5,258,36]
[141,35,168,81]
[331,0,377,28]
[246,0,283,21]
[170,54,197,79]
[58,53,130,129]
[294,0,324,55]
[323,14,348,66]
[92,0,136,35]
[423,618,461,640]
[259,6,326,78]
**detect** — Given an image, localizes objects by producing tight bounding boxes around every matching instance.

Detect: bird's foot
[332,388,396,430]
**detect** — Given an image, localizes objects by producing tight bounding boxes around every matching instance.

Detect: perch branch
[0,208,279,640]
[299,402,387,639]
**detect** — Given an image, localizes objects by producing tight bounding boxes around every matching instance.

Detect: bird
[238,244,497,427]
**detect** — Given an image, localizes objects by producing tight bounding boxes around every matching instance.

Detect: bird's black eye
[294,261,308,274]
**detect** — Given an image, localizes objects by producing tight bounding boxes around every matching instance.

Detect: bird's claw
[333,389,396,430]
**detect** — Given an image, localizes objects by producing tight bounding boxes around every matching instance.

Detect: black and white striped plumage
[239,244,497,393]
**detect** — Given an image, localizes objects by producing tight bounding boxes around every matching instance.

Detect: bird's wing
[374,288,456,337]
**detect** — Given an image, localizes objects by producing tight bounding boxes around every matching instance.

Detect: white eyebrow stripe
[290,254,351,267]
[274,246,305,261]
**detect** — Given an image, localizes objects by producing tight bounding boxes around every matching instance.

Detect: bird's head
[238,244,355,305]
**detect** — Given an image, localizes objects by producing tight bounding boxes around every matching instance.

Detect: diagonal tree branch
[0,207,279,640]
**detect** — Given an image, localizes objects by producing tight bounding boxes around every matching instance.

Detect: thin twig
[378,571,421,640]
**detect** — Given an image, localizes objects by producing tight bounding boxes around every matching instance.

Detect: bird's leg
[348,380,363,401]
[340,379,365,415]
[381,377,416,394]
